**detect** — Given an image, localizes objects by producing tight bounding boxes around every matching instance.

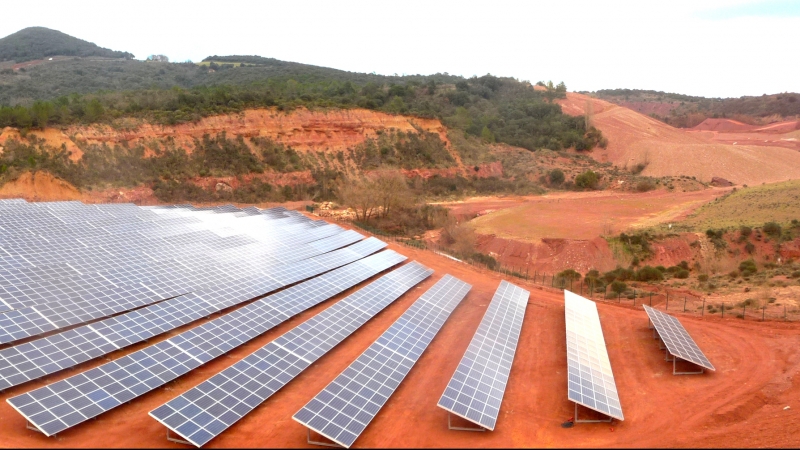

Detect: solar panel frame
[149,262,433,447]
[437,280,529,431]
[564,291,624,421]
[642,305,715,372]
[6,250,406,436]
[293,274,472,448]
[0,237,385,391]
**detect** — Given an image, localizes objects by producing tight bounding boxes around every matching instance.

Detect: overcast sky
[3,0,799,98]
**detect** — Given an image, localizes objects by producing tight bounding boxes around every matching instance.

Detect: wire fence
[326,215,800,323]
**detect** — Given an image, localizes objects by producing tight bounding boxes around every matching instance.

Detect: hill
[557,92,800,185]
[590,88,800,128]
[0,27,133,63]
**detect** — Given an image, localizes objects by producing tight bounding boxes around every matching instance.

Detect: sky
[3,0,799,98]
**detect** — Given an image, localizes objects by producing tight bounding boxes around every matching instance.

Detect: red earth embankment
[558,93,800,185]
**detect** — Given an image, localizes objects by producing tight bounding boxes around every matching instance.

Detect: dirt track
[1,239,798,448]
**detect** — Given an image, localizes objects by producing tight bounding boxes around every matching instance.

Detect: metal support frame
[650,324,704,375]
[447,412,487,432]
[671,356,705,375]
[573,402,612,423]
[306,428,343,448]
[167,429,192,446]
[26,421,45,434]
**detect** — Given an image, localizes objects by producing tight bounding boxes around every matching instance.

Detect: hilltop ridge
[0,27,133,63]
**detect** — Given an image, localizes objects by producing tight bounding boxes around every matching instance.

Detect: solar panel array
[0,200,347,344]
[564,290,624,421]
[150,261,434,447]
[293,274,472,448]
[437,280,529,430]
[0,236,384,391]
[642,305,715,371]
[7,250,406,436]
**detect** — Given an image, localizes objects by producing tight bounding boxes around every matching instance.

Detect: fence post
[702,298,705,316]
[785,304,787,320]
[666,294,669,311]
[618,292,620,303]
[743,303,746,319]
[683,297,686,313]
[633,290,636,306]
[649,292,652,306]
[762,305,765,321]
[722,302,725,318]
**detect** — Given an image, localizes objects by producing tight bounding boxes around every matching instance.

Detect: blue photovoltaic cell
[149,262,433,447]
[293,274,471,448]
[564,290,624,421]
[643,305,714,371]
[6,250,406,437]
[437,280,529,430]
[0,237,384,391]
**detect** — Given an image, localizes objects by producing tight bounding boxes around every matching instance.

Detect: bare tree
[337,176,379,222]
[372,170,413,218]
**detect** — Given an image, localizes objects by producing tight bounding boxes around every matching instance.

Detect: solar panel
[293,274,472,448]
[149,262,433,447]
[6,250,406,437]
[0,237,386,391]
[642,305,714,373]
[437,280,529,431]
[564,290,623,421]
[0,215,351,344]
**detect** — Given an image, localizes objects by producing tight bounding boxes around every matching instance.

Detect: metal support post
[573,402,612,423]
[167,429,192,446]
[306,428,343,448]
[672,357,704,375]
[448,413,487,432]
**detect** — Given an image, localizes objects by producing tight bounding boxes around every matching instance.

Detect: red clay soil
[557,93,800,185]
[1,237,799,448]
[0,172,81,201]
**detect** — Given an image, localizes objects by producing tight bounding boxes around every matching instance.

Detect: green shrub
[549,169,565,185]
[698,274,709,282]
[610,280,627,294]
[792,271,800,278]
[739,225,752,237]
[763,221,782,237]
[574,170,599,190]
[635,265,664,282]
[739,259,757,276]
[557,269,582,280]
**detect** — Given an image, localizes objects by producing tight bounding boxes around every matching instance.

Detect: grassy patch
[670,180,800,231]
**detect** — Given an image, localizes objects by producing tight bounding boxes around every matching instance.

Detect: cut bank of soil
[0,235,798,448]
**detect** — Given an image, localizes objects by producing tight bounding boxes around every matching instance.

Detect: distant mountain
[588,88,800,127]
[0,27,133,63]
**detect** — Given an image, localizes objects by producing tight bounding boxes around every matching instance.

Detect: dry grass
[666,180,800,232]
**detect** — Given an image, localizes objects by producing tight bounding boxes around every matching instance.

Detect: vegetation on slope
[0,69,602,152]
[0,27,133,63]
[590,88,800,127]
[665,180,800,232]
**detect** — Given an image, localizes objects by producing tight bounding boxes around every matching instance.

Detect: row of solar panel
[293,275,473,448]
[0,236,385,391]
[0,211,345,344]
[8,250,407,437]
[150,262,435,447]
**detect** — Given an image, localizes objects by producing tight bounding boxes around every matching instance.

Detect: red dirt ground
[434,189,728,273]
[558,93,800,185]
[687,119,800,151]
[1,235,799,448]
